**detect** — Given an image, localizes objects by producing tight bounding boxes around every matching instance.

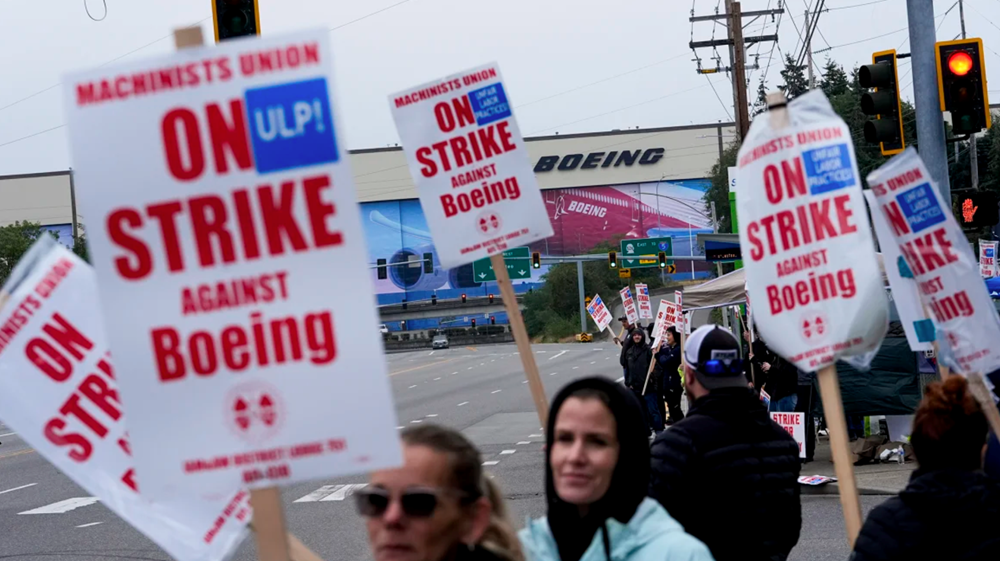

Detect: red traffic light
[948,51,974,76]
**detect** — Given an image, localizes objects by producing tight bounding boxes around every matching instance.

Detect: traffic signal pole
[907,0,952,204]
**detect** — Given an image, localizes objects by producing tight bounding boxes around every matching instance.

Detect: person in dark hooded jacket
[620,328,653,434]
[849,375,1000,561]
[518,377,712,561]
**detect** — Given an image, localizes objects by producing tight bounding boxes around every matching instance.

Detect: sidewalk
[800,435,915,496]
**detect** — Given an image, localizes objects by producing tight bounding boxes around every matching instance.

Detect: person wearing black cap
[519,377,712,561]
[649,325,802,561]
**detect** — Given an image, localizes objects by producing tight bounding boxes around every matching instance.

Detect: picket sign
[388,61,554,428]
[866,147,1000,437]
[980,240,998,278]
[635,283,653,319]
[740,92,867,545]
[0,237,249,561]
[620,286,639,326]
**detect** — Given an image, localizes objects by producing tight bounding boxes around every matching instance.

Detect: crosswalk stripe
[19,497,100,514]
[294,483,367,503]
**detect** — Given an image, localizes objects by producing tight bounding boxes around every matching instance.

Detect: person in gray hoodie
[519,377,713,561]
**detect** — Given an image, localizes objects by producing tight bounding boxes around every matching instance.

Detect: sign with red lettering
[0,239,249,561]
[735,91,888,371]
[62,30,402,500]
[620,287,639,325]
[586,294,613,332]
[867,148,1000,376]
[388,62,554,269]
[635,284,653,319]
[771,412,806,459]
[980,240,998,278]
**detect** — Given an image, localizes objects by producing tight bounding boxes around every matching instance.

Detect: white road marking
[536,351,547,354]
[482,461,500,466]
[396,426,404,429]
[590,361,596,365]
[605,357,611,360]
[573,366,579,370]
[0,432,16,438]
[410,420,423,424]
[467,367,474,370]
[76,522,103,528]
[549,350,568,360]
[616,377,625,382]
[529,434,543,438]
[426,414,438,418]
[522,380,528,384]
[294,484,367,503]
[433,377,441,381]
[0,483,37,495]
[500,450,516,455]
[408,385,417,389]
[549,372,557,376]
[20,497,100,515]
[451,372,458,375]
[517,441,531,445]
[480,363,485,366]
[491,389,502,394]
[458,402,469,407]
[428,351,435,356]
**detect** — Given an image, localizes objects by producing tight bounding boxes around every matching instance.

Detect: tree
[0,222,49,286]
[72,225,89,263]
[751,80,770,117]
[703,141,740,234]
[819,57,849,98]
[778,54,809,100]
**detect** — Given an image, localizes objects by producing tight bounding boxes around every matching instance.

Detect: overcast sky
[0,0,994,176]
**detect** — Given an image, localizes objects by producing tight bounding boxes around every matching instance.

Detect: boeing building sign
[533,148,665,172]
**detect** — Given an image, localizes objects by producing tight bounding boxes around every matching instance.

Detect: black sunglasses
[354,487,447,518]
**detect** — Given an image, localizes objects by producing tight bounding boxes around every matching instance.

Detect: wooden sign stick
[172,25,324,561]
[765,91,863,546]
[491,254,549,428]
[966,372,1000,437]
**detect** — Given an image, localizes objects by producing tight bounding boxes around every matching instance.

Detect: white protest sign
[0,239,248,561]
[863,190,934,352]
[388,63,553,269]
[587,295,613,332]
[771,412,806,459]
[981,240,998,278]
[635,283,653,319]
[675,291,691,334]
[735,90,888,371]
[63,29,402,499]
[651,299,670,347]
[867,148,1000,375]
[620,286,639,325]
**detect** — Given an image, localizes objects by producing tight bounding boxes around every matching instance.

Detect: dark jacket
[654,343,682,393]
[620,329,652,391]
[850,469,1000,561]
[649,387,802,561]
[751,340,797,401]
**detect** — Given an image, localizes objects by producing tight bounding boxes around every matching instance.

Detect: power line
[826,0,890,10]
[328,0,415,31]
[705,75,734,120]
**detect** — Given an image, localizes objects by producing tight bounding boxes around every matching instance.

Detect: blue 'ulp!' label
[896,183,945,233]
[467,83,511,126]
[244,78,339,174]
[802,143,856,195]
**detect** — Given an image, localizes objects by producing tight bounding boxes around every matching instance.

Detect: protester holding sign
[850,376,1000,560]
[654,326,684,425]
[649,325,801,561]
[620,328,654,435]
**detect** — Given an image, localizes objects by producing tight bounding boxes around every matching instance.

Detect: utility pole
[728,1,751,140]
[690,2,783,141]
[577,261,587,333]
[907,0,952,203]
[805,10,815,89]
[959,0,979,190]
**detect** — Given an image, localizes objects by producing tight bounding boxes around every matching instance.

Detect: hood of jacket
[899,468,1000,516]
[626,328,647,347]
[542,377,650,561]
[519,498,707,561]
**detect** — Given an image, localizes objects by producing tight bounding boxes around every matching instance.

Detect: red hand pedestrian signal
[962,197,978,223]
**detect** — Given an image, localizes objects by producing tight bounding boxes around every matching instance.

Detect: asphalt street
[0,342,888,561]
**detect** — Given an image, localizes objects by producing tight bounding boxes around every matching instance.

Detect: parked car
[432,334,449,349]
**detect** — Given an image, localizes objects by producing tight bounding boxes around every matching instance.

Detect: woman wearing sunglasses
[519,377,713,561]
[358,425,524,561]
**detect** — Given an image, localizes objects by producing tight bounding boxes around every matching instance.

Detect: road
[0,343,886,560]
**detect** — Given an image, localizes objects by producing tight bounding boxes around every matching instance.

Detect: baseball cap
[683,324,745,389]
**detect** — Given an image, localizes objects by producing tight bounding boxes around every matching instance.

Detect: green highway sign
[620,237,673,268]
[472,248,532,281]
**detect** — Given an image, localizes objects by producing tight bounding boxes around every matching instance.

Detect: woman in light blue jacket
[519,377,713,561]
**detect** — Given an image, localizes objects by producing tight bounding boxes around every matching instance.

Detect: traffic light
[431,294,437,305]
[658,252,667,269]
[212,0,260,43]
[488,294,494,304]
[461,293,467,304]
[958,192,1000,227]
[608,251,618,269]
[860,50,905,156]
[376,258,387,280]
[400,320,406,330]
[471,318,477,328]
[423,252,433,274]
[532,252,541,269]
[490,316,496,325]
[936,38,991,134]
